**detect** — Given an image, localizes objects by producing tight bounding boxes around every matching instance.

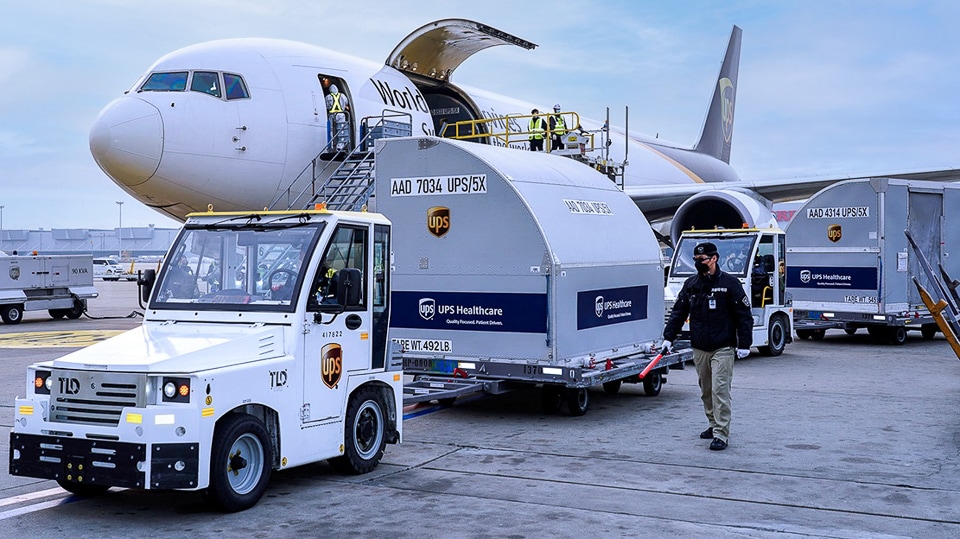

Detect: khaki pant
[693,346,734,442]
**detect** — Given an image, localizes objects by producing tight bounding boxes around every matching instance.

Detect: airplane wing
[624,167,960,222]
[386,19,536,82]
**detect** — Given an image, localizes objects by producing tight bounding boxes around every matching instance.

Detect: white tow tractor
[665,227,793,356]
[10,208,401,511]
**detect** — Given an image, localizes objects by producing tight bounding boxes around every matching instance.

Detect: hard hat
[553,104,561,111]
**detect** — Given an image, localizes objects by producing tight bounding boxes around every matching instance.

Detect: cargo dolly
[402,343,691,416]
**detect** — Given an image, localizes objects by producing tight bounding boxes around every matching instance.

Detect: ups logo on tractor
[427,206,450,238]
[321,343,342,389]
[827,224,842,243]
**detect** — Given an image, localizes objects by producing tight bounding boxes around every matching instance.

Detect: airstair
[269,112,412,212]
[270,108,629,212]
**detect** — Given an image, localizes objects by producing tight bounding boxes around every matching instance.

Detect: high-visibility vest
[329,93,344,113]
[529,117,545,140]
[552,114,566,136]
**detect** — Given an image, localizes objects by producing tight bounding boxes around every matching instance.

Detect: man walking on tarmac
[662,242,753,451]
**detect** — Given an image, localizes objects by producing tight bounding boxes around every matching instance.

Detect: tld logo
[57,377,81,395]
[427,206,450,237]
[419,298,436,320]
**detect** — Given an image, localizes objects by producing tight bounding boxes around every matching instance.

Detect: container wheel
[540,385,563,414]
[49,309,66,319]
[867,326,884,339]
[759,316,787,356]
[65,300,85,319]
[796,329,812,340]
[921,324,938,340]
[564,387,589,416]
[810,329,826,341]
[602,379,622,395]
[437,397,456,407]
[331,386,386,475]
[844,327,858,335]
[207,413,272,512]
[642,371,662,397]
[887,326,907,346]
[1,304,23,325]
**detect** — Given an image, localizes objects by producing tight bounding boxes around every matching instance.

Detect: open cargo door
[386,18,536,83]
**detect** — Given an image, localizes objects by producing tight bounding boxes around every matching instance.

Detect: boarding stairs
[269,112,412,212]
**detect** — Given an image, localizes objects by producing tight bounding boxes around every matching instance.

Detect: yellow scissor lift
[438,110,628,189]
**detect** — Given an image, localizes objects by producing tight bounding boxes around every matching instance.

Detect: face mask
[695,260,710,274]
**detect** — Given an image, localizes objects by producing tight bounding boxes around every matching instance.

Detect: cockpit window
[224,73,249,100]
[191,71,221,98]
[141,72,188,92]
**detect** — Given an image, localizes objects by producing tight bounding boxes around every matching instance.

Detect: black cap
[694,242,718,257]
[531,108,539,114]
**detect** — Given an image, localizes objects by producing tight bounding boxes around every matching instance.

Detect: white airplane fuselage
[90,37,740,223]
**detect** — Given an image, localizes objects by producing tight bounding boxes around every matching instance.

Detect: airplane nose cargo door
[375,136,665,373]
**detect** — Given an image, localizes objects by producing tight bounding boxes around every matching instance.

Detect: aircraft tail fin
[694,25,742,164]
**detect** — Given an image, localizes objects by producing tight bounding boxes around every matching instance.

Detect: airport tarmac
[2,281,960,537]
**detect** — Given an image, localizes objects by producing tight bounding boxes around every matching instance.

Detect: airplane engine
[669,189,777,245]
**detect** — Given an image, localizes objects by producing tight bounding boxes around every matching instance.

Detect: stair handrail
[276,110,411,211]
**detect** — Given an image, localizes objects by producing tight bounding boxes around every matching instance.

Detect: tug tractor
[666,228,792,356]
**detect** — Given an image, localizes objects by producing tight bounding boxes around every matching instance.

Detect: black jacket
[664,269,753,352]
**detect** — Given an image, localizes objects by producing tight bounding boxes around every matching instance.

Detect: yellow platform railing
[438,112,592,153]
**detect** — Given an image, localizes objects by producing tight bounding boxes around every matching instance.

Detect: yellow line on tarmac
[0,330,125,348]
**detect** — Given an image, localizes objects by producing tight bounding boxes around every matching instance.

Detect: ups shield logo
[320,343,342,389]
[427,206,450,237]
[827,224,842,243]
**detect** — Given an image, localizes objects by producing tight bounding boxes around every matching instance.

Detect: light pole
[116,201,123,259]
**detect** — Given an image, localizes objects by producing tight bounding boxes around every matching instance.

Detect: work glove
[736,348,750,359]
[660,340,673,355]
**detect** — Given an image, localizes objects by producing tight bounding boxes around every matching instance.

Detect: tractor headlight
[162,377,191,403]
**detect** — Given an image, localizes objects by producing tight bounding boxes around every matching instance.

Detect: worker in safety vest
[528,109,547,151]
[325,84,351,152]
[549,104,567,151]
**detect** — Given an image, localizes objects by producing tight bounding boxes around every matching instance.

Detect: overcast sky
[2,0,958,230]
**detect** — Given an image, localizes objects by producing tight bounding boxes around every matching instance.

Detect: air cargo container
[787,178,959,344]
[375,137,688,415]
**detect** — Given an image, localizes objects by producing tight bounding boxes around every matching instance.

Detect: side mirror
[138,269,156,303]
[334,268,362,307]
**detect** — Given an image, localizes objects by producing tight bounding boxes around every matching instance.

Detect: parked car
[92,257,135,281]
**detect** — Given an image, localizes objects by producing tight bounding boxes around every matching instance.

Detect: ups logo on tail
[427,206,450,237]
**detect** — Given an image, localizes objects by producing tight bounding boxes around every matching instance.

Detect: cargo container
[787,178,958,344]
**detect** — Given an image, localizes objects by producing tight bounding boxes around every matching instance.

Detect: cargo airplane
[89,19,958,243]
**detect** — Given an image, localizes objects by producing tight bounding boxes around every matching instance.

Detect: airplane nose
[89,97,163,186]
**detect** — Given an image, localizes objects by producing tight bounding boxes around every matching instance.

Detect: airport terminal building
[0,225,179,259]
